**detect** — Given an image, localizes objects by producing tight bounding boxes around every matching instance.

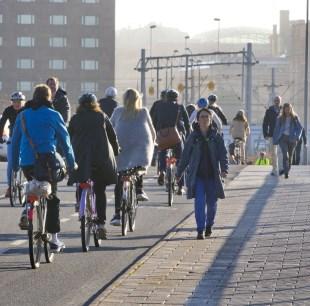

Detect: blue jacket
[177,128,228,200]
[273,116,303,145]
[11,105,75,170]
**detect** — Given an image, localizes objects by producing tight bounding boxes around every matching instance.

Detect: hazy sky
[116,0,306,35]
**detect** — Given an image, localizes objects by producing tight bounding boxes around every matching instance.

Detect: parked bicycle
[10,168,25,207]
[119,166,146,236]
[165,149,177,207]
[76,181,101,252]
[22,180,55,269]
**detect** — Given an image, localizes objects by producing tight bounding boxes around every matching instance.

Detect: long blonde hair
[123,88,142,117]
[279,103,298,122]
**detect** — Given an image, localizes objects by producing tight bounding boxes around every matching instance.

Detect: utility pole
[304,0,309,165]
[141,49,146,106]
[156,58,159,99]
[185,55,189,105]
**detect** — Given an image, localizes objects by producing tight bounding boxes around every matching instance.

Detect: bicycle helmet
[207,94,217,103]
[78,93,97,105]
[166,89,179,101]
[160,89,168,99]
[197,97,208,109]
[53,152,67,183]
[10,91,25,101]
[104,86,117,98]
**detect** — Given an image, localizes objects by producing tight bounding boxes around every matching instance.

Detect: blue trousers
[7,141,12,186]
[194,177,217,232]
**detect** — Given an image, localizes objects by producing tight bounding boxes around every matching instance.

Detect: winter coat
[208,104,228,125]
[176,128,228,200]
[0,105,22,137]
[11,104,75,171]
[53,88,70,124]
[99,97,118,118]
[262,105,281,138]
[273,116,303,145]
[110,107,156,172]
[68,110,119,185]
[230,119,250,141]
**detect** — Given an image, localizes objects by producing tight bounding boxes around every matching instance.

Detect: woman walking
[110,88,156,226]
[273,103,302,179]
[176,108,228,240]
[229,109,250,164]
[68,93,119,239]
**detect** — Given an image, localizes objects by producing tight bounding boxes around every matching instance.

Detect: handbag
[156,107,182,150]
[20,113,67,183]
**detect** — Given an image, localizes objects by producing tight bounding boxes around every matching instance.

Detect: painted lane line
[71,213,78,217]
[60,218,70,223]
[10,239,27,246]
[0,248,9,255]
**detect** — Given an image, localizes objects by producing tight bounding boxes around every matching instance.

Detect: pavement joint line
[10,239,27,246]
[0,248,9,255]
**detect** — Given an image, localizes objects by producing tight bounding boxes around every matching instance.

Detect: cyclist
[152,89,190,195]
[207,94,228,126]
[46,76,70,125]
[176,108,228,239]
[11,84,76,251]
[99,86,119,118]
[230,109,250,164]
[110,88,155,226]
[0,91,26,197]
[68,93,119,239]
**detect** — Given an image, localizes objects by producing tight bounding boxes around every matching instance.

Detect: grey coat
[110,107,156,171]
[176,129,228,199]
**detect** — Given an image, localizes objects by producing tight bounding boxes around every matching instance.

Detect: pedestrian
[255,151,270,165]
[11,84,76,251]
[292,127,307,165]
[229,109,250,164]
[68,93,119,239]
[110,88,156,226]
[263,95,284,176]
[273,103,303,179]
[46,76,70,124]
[98,86,119,118]
[176,108,228,240]
[0,92,26,197]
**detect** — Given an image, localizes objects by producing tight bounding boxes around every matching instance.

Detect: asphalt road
[0,164,243,306]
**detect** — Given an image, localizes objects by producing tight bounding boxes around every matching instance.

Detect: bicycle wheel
[9,170,18,207]
[28,204,43,269]
[167,167,174,207]
[121,198,128,236]
[18,169,26,206]
[81,190,91,252]
[128,183,138,232]
[41,198,54,263]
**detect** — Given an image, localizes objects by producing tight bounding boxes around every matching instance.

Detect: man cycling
[153,89,190,195]
[0,91,26,197]
[12,84,76,252]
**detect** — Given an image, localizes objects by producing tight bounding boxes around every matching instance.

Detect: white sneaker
[137,191,149,201]
[49,238,65,252]
[110,214,121,226]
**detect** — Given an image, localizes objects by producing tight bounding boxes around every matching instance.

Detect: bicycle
[234,138,243,165]
[77,181,101,252]
[10,168,26,207]
[119,166,146,236]
[165,149,177,207]
[23,180,55,269]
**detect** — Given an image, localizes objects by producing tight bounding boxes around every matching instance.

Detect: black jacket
[99,97,118,118]
[208,105,228,125]
[262,105,281,138]
[153,101,190,137]
[149,99,164,130]
[0,105,22,137]
[68,110,119,185]
[53,88,70,124]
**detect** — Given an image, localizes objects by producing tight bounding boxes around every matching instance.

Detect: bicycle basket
[25,179,52,198]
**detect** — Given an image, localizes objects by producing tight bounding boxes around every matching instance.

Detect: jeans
[7,140,12,186]
[194,177,217,232]
[279,135,297,175]
[292,141,302,165]
[268,137,283,174]
[158,142,184,187]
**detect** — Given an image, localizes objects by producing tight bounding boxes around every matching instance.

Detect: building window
[0,15,3,23]
[49,37,67,47]
[0,59,2,69]
[81,82,98,92]
[82,0,99,3]
[81,38,99,48]
[81,60,99,70]
[49,59,66,70]
[0,37,2,46]
[50,15,67,25]
[17,14,35,24]
[49,0,67,2]
[17,59,34,69]
[59,81,66,89]
[81,16,98,26]
[17,37,35,47]
[0,81,2,91]
[17,81,33,91]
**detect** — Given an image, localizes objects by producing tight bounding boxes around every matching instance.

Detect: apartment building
[0,0,115,108]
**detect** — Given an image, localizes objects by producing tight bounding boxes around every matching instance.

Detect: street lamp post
[170,49,178,88]
[214,18,220,52]
[184,35,190,52]
[304,0,309,164]
[149,24,157,87]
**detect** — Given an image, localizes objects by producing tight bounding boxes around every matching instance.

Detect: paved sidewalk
[91,166,310,306]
